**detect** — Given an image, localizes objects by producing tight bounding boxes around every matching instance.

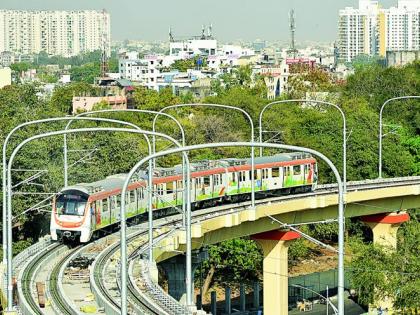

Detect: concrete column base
[361,212,410,313]
[159,249,208,303]
[148,261,159,284]
[253,230,301,315]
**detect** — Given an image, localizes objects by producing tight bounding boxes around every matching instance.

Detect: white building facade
[0,10,110,57]
[338,0,420,62]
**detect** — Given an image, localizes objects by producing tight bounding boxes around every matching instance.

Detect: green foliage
[200,238,262,284]
[10,62,32,73]
[38,73,58,83]
[286,67,336,98]
[309,222,339,242]
[133,86,181,111]
[49,82,100,114]
[348,213,420,309]
[70,62,101,84]
[171,56,207,72]
[351,54,385,70]
[288,238,310,262]
[34,50,118,68]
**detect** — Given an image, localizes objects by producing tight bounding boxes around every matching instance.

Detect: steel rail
[18,243,63,315]
[48,246,81,315]
[92,229,158,314]
[152,103,256,308]
[5,127,188,312]
[119,141,345,314]
[2,116,153,267]
[17,176,417,314]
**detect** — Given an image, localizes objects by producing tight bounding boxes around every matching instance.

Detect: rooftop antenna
[207,23,212,38]
[169,26,174,42]
[100,9,109,77]
[288,9,298,59]
[201,24,206,39]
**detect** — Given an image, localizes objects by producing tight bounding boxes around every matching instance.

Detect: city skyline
[0,0,398,42]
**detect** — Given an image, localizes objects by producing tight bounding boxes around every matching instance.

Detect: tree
[235,65,252,86]
[133,86,181,111]
[70,62,100,83]
[171,56,207,72]
[198,238,262,296]
[49,82,100,114]
[348,212,420,309]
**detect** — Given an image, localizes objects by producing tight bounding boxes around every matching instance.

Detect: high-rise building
[0,10,110,57]
[338,0,420,62]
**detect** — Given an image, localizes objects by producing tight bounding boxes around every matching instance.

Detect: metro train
[50,153,318,243]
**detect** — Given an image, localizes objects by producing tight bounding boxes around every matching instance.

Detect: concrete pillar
[211,291,217,315]
[225,287,231,314]
[361,212,410,313]
[253,282,260,310]
[252,230,301,315]
[361,212,409,250]
[159,249,208,303]
[240,283,246,311]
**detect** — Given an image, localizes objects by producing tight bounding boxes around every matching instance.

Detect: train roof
[62,152,314,195]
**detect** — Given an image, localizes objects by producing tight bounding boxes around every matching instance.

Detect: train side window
[284,167,291,177]
[293,165,301,175]
[261,169,268,179]
[231,172,237,183]
[116,195,121,208]
[239,171,247,182]
[166,182,174,194]
[213,175,219,186]
[203,176,210,187]
[137,188,143,199]
[177,180,183,189]
[157,184,165,195]
[272,167,280,177]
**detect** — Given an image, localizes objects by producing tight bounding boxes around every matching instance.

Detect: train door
[238,171,247,193]
[229,171,239,195]
[283,166,292,187]
[90,202,96,230]
[303,164,310,185]
[271,167,281,189]
[292,165,303,185]
[213,173,223,197]
[101,197,109,228]
[260,168,267,190]
[203,176,211,200]
[176,180,183,206]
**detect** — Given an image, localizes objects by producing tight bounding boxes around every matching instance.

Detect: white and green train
[50,152,318,243]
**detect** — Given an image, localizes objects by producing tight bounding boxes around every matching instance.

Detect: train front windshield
[56,193,88,216]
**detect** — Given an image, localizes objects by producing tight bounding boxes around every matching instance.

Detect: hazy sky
[0,0,398,42]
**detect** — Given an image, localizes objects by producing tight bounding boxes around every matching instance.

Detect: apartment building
[338,0,420,62]
[0,10,110,57]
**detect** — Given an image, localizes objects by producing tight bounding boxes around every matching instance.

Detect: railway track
[92,226,170,315]
[18,243,67,314]
[47,246,81,315]
[18,243,63,315]
[16,176,419,314]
